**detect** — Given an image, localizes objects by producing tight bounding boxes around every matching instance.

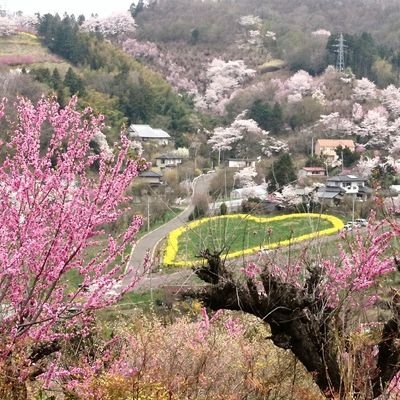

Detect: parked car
[343,223,354,231]
[343,219,367,231]
[355,218,368,227]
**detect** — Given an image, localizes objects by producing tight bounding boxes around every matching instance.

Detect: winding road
[122,173,214,290]
[121,174,345,293]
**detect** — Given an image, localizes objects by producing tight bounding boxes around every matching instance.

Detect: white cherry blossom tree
[353,77,377,102]
[234,166,257,188]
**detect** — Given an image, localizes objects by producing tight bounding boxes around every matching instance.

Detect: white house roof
[129,124,171,139]
[153,128,170,138]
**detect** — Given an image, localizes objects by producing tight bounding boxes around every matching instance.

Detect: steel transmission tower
[334,33,346,72]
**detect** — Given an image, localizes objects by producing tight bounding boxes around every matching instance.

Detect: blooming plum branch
[0,96,147,384]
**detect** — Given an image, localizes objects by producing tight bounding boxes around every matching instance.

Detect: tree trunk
[188,253,400,399]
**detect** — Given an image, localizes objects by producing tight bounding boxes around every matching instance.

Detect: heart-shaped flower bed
[163,213,344,267]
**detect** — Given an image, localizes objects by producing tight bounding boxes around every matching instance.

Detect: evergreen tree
[64,67,85,96]
[335,146,360,167]
[267,153,297,192]
[248,99,271,131]
[130,0,145,17]
[51,68,62,90]
[56,88,67,108]
[77,14,85,26]
[305,156,325,168]
[31,68,51,85]
[270,102,283,133]
[248,100,283,133]
[37,13,61,47]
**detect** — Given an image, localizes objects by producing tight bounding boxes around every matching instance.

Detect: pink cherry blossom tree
[0,96,146,393]
[122,38,159,60]
[195,59,256,114]
[273,70,316,102]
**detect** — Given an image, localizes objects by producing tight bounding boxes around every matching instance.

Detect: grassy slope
[0,32,67,68]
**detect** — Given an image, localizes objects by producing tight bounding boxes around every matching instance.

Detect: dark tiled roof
[327,174,364,182]
[156,153,183,159]
[318,191,342,199]
[139,171,162,178]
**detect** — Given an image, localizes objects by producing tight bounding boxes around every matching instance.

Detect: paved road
[122,173,214,290]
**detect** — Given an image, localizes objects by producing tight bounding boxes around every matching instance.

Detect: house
[298,167,326,178]
[316,186,344,205]
[128,124,171,145]
[155,153,184,168]
[315,139,355,164]
[326,174,368,195]
[227,159,256,169]
[317,174,372,205]
[138,170,163,186]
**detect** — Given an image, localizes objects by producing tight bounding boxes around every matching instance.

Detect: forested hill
[136,0,400,48]
[126,0,400,106]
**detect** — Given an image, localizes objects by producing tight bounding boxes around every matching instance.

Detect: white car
[343,223,353,231]
[355,218,368,227]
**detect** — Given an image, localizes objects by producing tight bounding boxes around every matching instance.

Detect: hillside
[0,32,63,67]
[0,19,199,148]
[124,0,400,121]
[136,0,400,48]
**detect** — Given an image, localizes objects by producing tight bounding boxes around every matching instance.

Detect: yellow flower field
[163,213,344,267]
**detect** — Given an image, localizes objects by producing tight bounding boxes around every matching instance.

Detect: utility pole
[224,167,227,199]
[341,149,344,173]
[311,137,314,158]
[147,195,150,232]
[334,33,347,72]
